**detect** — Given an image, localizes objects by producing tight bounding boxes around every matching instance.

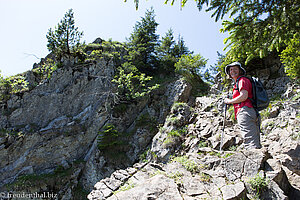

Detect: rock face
[0,54,193,198]
[1,50,299,200]
[0,59,117,188]
[80,78,192,191]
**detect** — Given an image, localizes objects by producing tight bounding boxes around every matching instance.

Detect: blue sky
[0,0,228,77]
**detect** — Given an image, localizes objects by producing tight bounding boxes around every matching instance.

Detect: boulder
[106,174,182,200]
[221,181,246,200]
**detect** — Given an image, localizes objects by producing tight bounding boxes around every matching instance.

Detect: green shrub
[88,49,103,60]
[0,72,10,101]
[208,151,221,157]
[198,140,208,148]
[6,165,72,190]
[85,43,101,51]
[0,129,23,138]
[167,129,181,137]
[158,124,166,133]
[171,102,188,111]
[175,54,206,82]
[199,172,212,182]
[139,148,150,163]
[228,145,237,151]
[280,33,300,80]
[171,155,200,173]
[97,124,122,150]
[166,115,180,125]
[112,67,159,101]
[291,93,300,102]
[174,54,210,96]
[167,171,184,184]
[85,40,126,65]
[171,101,194,114]
[4,75,29,95]
[33,58,58,81]
[292,132,300,140]
[248,173,269,198]
[223,153,234,158]
[163,126,187,145]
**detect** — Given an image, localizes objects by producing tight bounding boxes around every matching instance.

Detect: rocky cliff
[0,47,192,199]
[0,48,299,200]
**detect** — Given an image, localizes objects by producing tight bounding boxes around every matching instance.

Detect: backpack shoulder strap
[235,76,246,91]
[235,76,255,104]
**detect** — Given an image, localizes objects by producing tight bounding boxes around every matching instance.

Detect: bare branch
[23,53,40,60]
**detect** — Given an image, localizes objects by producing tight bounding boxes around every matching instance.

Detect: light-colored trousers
[237,106,261,149]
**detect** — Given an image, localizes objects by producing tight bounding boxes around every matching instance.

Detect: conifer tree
[126,7,159,73]
[156,29,176,73]
[173,35,190,59]
[113,8,160,101]
[46,9,83,60]
[156,29,190,74]
[157,29,175,58]
[131,0,300,79]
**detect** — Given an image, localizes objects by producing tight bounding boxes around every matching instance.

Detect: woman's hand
[224,98,232,104]
[224,89,248,105]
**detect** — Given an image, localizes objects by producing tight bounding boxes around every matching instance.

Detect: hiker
[224,62,261,149]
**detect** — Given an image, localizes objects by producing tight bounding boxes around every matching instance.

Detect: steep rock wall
[0,57,192,199]
[0,59,115,188]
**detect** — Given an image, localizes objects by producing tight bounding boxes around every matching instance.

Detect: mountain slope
[89,91,300,200]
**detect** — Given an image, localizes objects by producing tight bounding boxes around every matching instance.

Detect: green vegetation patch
[171,102,188,112]
[113,180,135,195]
[97,124,131,166]
[97,124,123,150]
[5,165,73,191]
[139,148,150,163]
[170,155,201,174]
[248,173,269,199]
[0,72,29,102]
[136,112,158,132]
[199,172,212,183]
[163,126,187,145]
[280,33,300,80]
[198,140,209,148]
[32,58,59,81]
[0,128,24,138]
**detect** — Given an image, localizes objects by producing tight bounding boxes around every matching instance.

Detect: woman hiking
[224,62,261,149]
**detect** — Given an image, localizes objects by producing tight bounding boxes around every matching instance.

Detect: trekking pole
[220,103,227,152]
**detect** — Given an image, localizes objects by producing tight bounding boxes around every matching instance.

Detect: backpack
[236,76,270,111]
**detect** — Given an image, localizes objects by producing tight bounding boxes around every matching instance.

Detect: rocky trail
[88,92,300,200]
